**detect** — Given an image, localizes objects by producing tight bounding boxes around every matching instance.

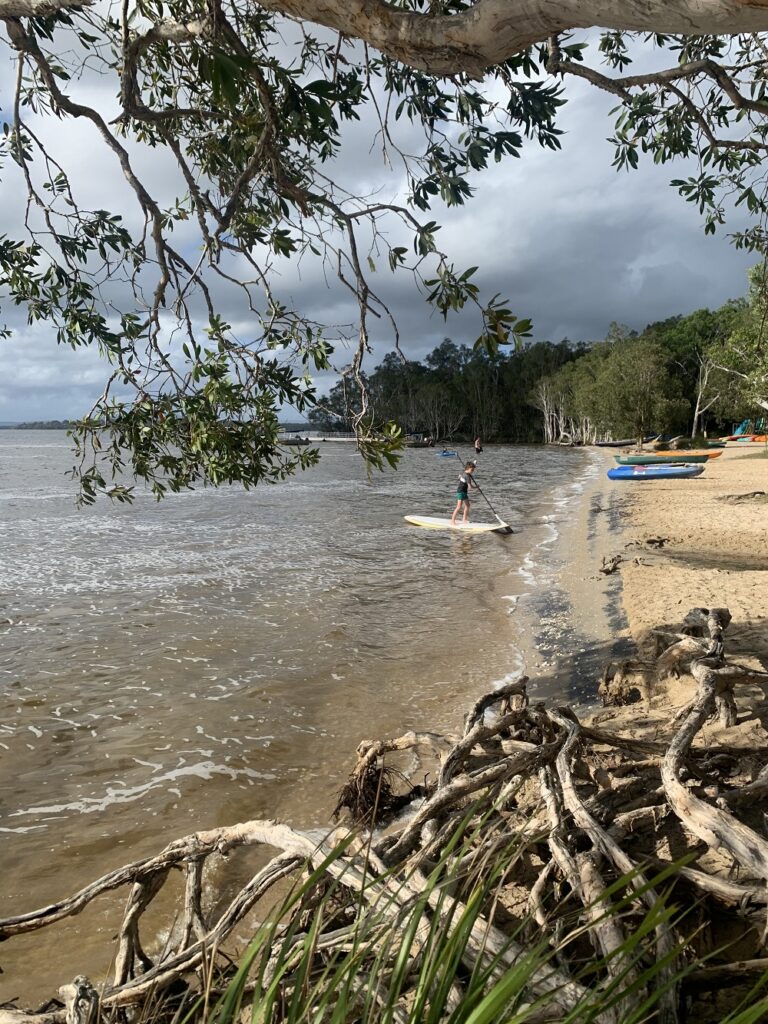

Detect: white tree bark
[0,0,91,15]
[3,0,764,75]
[691,355,720,437]
[252,1,768,75]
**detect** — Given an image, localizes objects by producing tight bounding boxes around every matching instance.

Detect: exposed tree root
[599,554,623,575]
[2,609,768,1023]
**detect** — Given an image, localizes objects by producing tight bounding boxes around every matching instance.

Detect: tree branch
[251,0,768,76]
[0,0,90,16]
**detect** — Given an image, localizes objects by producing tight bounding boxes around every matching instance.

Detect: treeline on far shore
[0,420,75,430]
[310,266,768,444]
[10,266,768,445]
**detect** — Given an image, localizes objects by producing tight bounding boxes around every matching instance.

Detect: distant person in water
[474,437,483,454]
[451,462,478,525]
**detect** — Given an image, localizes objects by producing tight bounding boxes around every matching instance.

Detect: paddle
[453,451,514,534]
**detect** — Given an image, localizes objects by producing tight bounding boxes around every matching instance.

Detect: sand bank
[594,445,768,744]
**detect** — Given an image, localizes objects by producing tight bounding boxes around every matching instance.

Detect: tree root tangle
[2,609,768,1023]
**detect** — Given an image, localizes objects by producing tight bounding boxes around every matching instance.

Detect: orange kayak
[650,450,722,459]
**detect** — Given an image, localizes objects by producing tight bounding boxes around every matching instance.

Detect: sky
[0,23,756,422]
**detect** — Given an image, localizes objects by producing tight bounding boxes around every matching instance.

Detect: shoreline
[506,446,634,708]
[510,444,767,728]
[542,445,768,739]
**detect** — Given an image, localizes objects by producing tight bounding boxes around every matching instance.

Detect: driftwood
[597,658,653,706]
[2,609,768,1024]
[717,491,768,505]
[599,554,623,575]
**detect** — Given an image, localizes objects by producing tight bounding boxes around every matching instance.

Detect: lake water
[0,431,599,996]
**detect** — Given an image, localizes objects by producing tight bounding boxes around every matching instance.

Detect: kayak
[438,451,457,457]
[608,465,704,481]
[404,515,509,534]
[652,450,721,458]
[615,452,720,465]
[595,435,657,447]
[616,454,709,465]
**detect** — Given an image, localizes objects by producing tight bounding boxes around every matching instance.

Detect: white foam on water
[490,651,527,690]
[8,761,276,820]
[0,824,48,834]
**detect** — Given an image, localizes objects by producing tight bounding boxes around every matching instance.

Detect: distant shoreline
[0,421,74,430]
[0,421,313,431]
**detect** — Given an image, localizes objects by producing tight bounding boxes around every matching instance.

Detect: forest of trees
[309,268,768,444]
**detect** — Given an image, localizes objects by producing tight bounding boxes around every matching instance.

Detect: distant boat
[280,435,311,446]
[608,464,705,481]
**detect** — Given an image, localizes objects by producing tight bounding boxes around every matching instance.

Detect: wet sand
[506,447,634,707]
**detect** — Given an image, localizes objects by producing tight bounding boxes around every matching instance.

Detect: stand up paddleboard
[404,515,510,534]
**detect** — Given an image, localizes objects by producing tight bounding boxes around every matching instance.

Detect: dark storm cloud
[256,70,755,376]
[0,32,756,418]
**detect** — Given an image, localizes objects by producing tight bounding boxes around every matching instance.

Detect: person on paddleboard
[474,437,483,454]
[451,461,478,526]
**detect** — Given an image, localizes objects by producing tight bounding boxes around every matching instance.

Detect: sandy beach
[621,447,768,653]
[589,445,768,744]
[510,443,768,739]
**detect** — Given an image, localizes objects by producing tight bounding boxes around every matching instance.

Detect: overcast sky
[0,27,755,422]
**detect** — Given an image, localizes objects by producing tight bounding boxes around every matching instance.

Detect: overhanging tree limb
[251,0,768,75]
[0,0,90,15]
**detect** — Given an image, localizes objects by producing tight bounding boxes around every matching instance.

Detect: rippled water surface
[0,431,594,993]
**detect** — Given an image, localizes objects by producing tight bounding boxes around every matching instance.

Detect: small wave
[8,760,276,820]
[0,492,73,501]
[491,654,527,690]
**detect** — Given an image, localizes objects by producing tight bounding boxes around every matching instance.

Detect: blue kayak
[608,464,704,481]
[438,451,457,457]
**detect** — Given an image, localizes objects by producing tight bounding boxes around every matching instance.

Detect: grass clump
[188,810,768,1024]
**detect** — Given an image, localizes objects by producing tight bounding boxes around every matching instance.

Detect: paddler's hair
[464,461,475,470]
